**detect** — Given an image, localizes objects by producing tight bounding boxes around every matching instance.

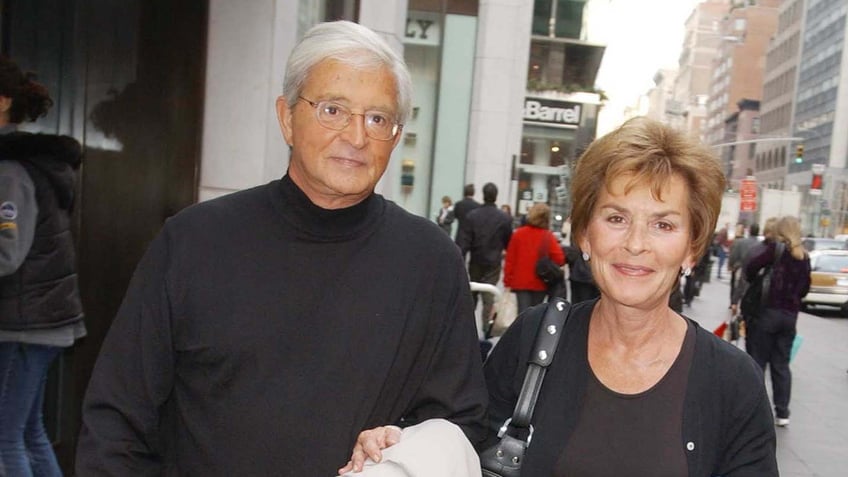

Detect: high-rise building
[703,0,780,169]
[787,0,848,236]
[755,0,805,192]
[675,0,731,138]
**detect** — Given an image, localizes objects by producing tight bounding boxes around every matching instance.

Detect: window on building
[527,40,604,89]
[322,0,359,21]
[532,0,553,35]
[532,0,586,39]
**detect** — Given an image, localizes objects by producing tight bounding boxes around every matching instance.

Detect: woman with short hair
[484,117,778,475]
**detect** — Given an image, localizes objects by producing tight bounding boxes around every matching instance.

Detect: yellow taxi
[803,249,848,315]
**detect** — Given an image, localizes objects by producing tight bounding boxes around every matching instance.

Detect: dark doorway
[2,0,207,472]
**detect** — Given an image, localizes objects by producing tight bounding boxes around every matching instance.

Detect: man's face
[277,59,401,209]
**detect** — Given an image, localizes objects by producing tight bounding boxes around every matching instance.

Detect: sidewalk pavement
[683,274,848,477]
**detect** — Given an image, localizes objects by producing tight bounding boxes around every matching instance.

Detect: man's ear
[276,96,293,146]
[391,126,402,149]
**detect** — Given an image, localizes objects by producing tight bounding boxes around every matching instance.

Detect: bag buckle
[496,418,535,446]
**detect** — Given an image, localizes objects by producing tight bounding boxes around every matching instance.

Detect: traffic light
[795,144,804,164]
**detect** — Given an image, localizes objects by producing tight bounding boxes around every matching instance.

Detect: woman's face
[579,174,696,309]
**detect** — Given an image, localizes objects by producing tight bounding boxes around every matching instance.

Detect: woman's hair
[526,203,550,228]
[282,21,412,125]
[762,217,778,238]
[570,117,725,260]
[0,55,53,123]
[775,216,806,260]
[441,195,451,205]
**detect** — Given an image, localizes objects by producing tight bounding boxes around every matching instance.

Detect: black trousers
[514,290,547,315]
[746,308,797,419]
[469,262,501,321]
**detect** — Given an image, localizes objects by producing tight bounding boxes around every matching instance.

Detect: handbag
[535,233,562,286]
[740,242,784,322]
[479,298,571,477]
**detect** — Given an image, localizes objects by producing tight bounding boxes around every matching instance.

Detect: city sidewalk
[684,273,848,477]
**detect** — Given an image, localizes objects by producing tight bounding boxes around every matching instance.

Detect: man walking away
[452,184,479,238]
[456,183,512,327]
[729,222,760,310]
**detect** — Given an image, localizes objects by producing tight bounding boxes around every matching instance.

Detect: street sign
[811,164,824,195]
[740,177,757,212]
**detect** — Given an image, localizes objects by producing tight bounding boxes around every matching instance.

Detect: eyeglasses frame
[297,96,402,141]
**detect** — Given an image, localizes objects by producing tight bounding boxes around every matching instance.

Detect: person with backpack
[743,216,810,428]
[0,55,85,476]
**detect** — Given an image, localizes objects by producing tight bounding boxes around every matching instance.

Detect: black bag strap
[537,231,551,260]
[761,241,785,298]
[509,298,571,428]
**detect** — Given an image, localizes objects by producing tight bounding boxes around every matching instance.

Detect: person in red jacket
[503,203,565,314]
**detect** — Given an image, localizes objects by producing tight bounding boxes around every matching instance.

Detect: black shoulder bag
[480,298,571,477]
[535,233,563,287]
[740,242,785,323]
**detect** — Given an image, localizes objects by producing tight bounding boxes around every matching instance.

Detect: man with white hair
[76,21,487,476]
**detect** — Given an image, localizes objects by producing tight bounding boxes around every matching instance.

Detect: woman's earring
[582,252,590,261]
[683,267,692,277]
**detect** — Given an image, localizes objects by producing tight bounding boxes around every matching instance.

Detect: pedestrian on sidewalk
[744,216,810,428]
[0,55,86,477]
[503,203,565,314]
[728,222,760,308]
[715,224,731,279]
[452,184,479,238]
[456,182,513,324]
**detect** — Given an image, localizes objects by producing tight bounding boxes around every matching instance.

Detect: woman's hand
[338,425,403,475]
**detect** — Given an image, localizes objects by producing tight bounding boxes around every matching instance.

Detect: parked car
[802,249,848,316]
[802,237,848,252]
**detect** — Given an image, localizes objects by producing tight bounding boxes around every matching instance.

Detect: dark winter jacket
[456,203,513,267]
[0,132,83,330]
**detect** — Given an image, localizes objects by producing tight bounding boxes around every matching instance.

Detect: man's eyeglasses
[298,96,402,141]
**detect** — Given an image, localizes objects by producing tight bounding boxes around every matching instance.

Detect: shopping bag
[790,334,803,362]
[713,321,727,338]
[490,291,518,338]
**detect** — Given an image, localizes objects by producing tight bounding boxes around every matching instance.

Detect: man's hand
[338,425,402,475]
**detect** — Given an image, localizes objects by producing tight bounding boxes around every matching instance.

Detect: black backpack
[740,242,785,322]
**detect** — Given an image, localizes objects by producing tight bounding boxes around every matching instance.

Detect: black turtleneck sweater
[77,176,488,476]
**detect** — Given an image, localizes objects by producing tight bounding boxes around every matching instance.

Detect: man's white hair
[283,21,412,124]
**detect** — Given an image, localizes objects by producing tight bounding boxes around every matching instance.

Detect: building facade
[703,0,779,153]
[786,0,848,235]
[674,0,731,137]
[755,0,805,192]
[518,0,604,224]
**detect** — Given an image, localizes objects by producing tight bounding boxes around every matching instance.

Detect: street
[684,272,848,477]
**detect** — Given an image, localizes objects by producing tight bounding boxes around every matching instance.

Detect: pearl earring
[683,267,692,277]
[582,252,590,261]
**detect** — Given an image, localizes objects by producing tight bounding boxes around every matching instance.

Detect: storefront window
[517,125,576,223]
